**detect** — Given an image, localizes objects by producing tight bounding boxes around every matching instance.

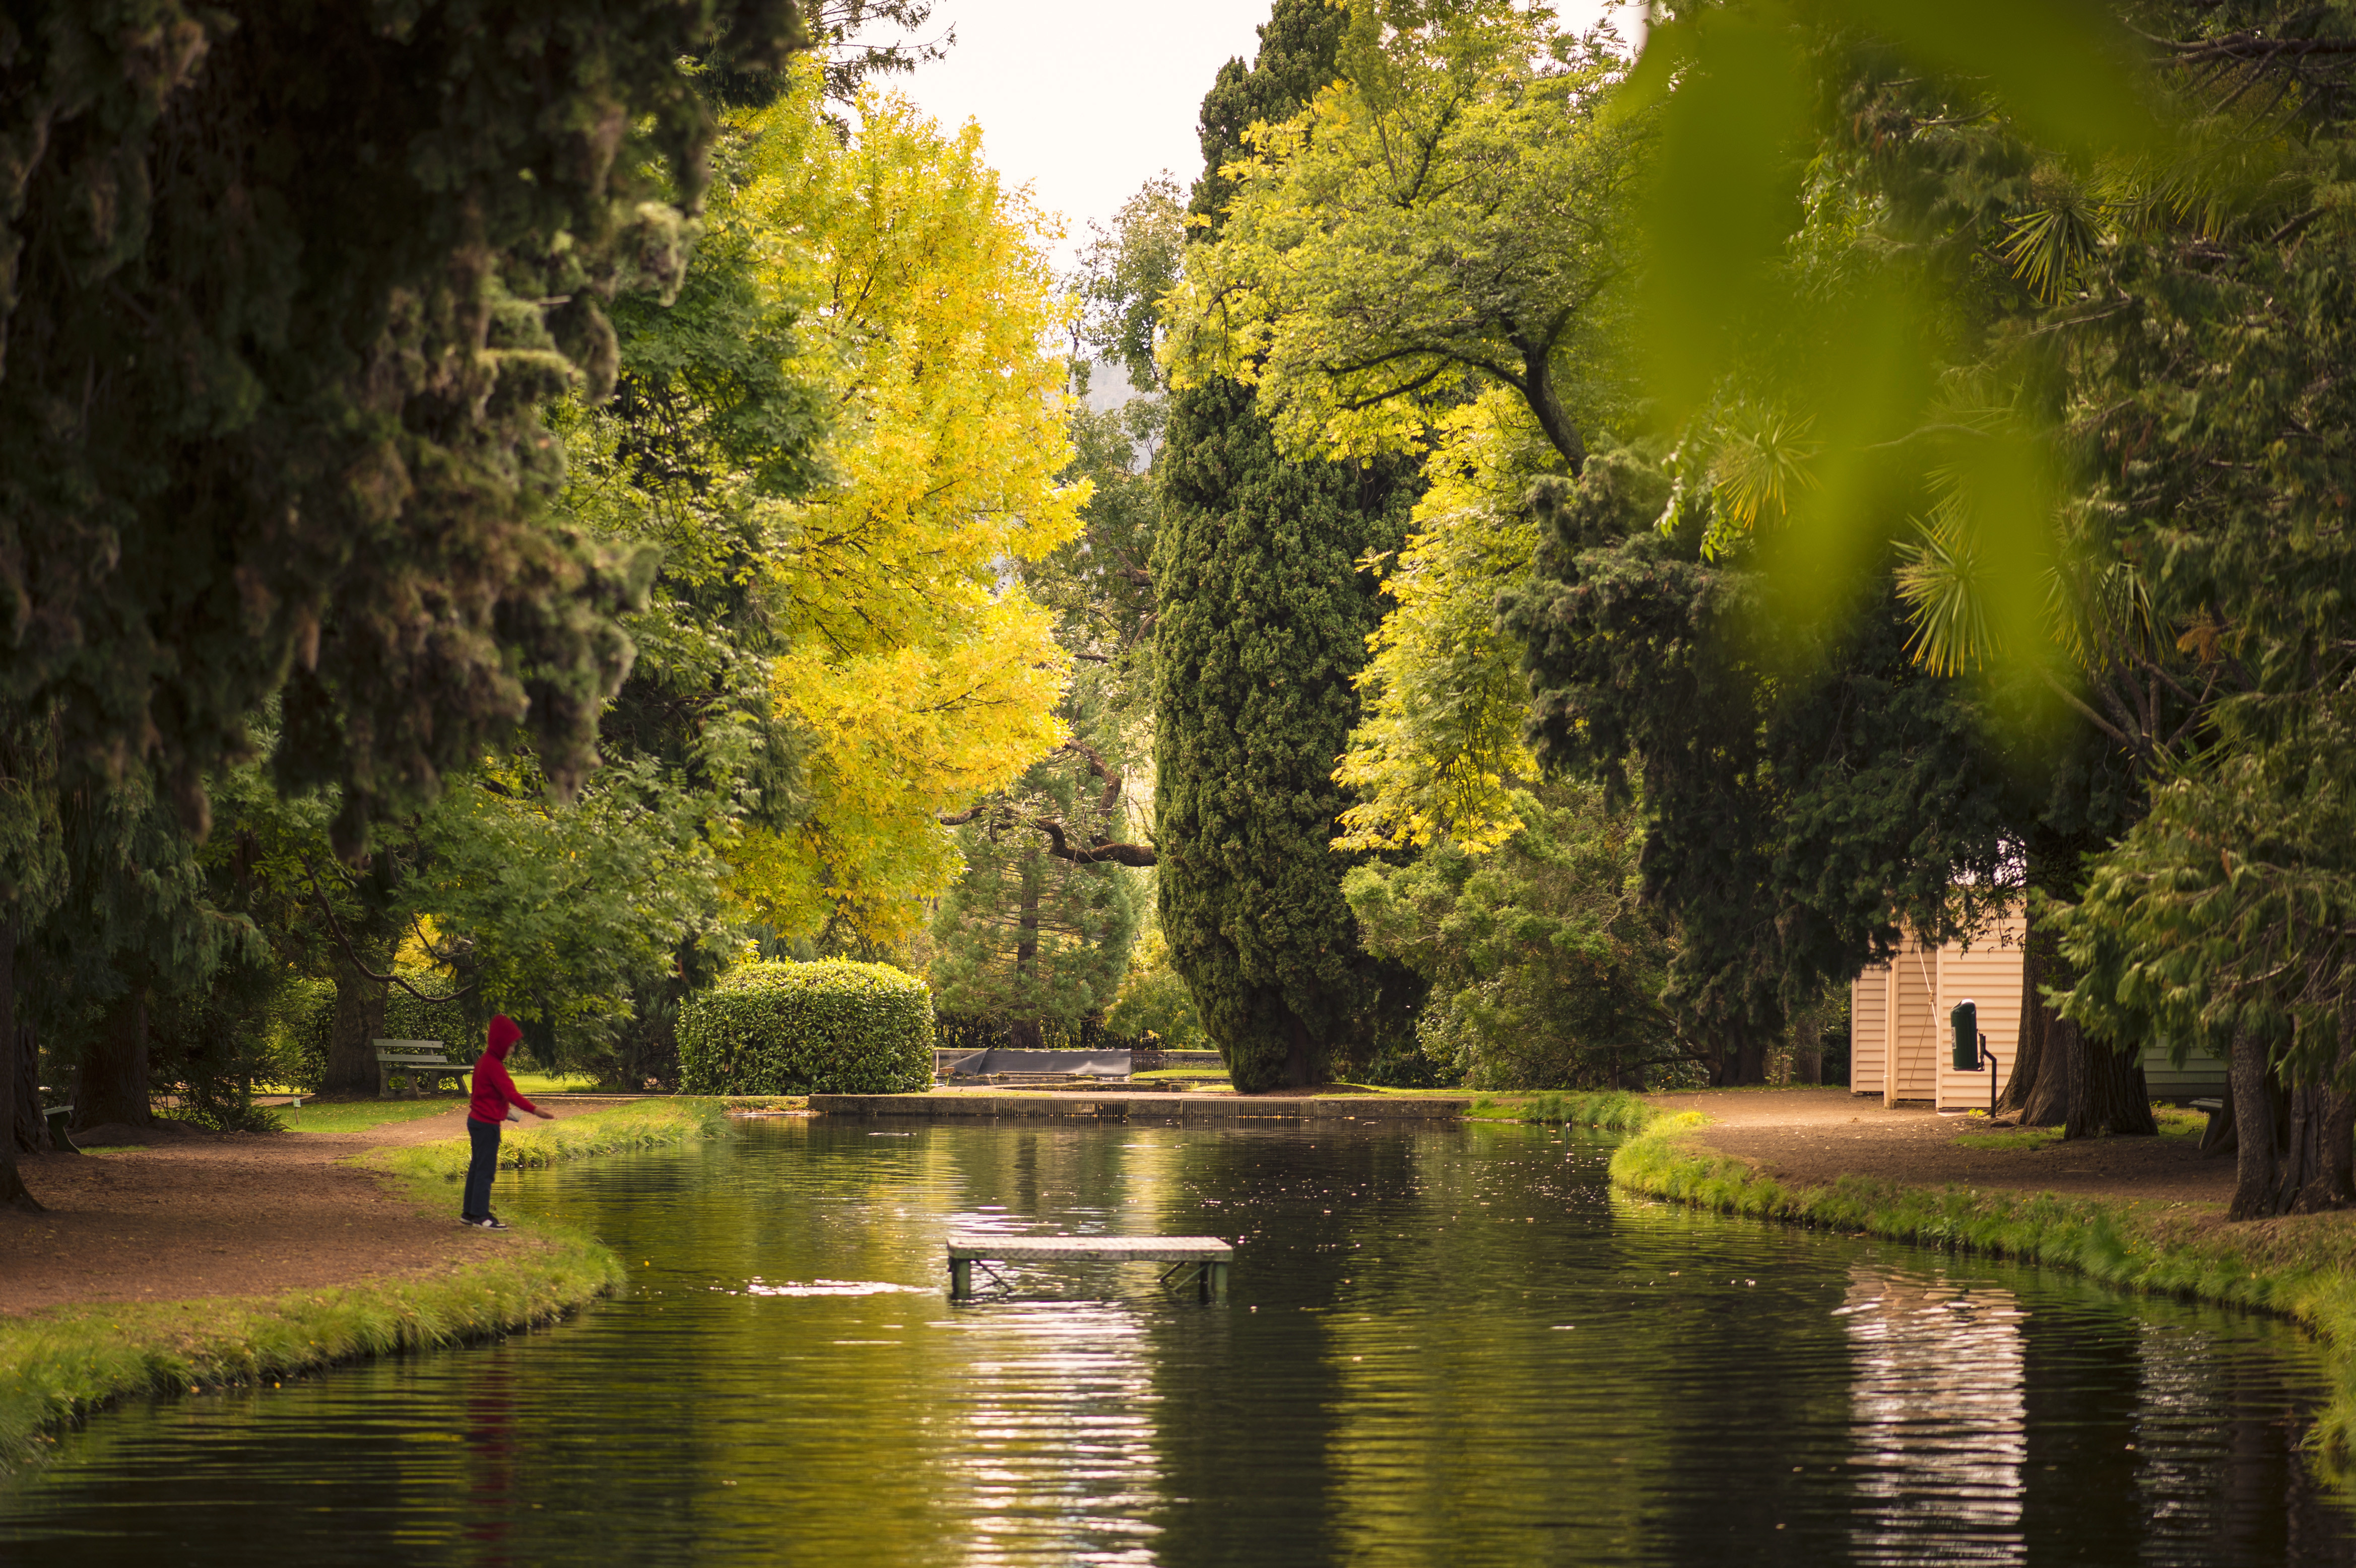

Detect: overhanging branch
[299,855,477,1006]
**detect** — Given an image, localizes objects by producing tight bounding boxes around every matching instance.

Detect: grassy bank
[1466,1089,1664,1131]
[362,1099,731,1183]
[1606,1110,2356,1477]
[0,1219,622,1471]
[3,1101,731,1470]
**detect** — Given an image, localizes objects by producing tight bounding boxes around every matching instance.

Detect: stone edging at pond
[810,1092,1470,1122]
[0,1099,729,1471]
[1594,1101,2356,1484]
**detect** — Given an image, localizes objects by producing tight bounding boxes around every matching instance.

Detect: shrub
[678,960,934,1095]
[1103,931,1207,1050]
[271,977,338,1093]
[383,965,473,1051]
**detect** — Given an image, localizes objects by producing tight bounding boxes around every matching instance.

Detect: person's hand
[534,1108,555,1120]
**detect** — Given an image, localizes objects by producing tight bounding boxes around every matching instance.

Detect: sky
[853,0,1624,271]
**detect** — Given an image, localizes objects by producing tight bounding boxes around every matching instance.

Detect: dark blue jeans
[464,1116,502,1218]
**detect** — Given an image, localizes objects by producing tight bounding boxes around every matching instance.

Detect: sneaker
[461,1215,506,1230]
[479,1214,510,1231]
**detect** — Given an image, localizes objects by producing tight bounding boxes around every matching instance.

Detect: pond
[4,1118,2352,1565]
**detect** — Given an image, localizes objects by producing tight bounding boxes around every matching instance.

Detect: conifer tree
[1155,1,1420,1091]
[0,0,808,848]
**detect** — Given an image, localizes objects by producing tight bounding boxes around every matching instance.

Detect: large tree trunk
[2003,837,2155,1132]
[1735,1033,1769,1085]
[1792,1038,1821,1084]
[76,983,154,1130]
[324,945,389,1096]
[1998,924,2052,1119]
[2229,1028,2280,1221]
[1705,1033,1768,1086]
[1285,1013,1313,1088]
[2218,1046,2349,1220]
[2306,1031,2356,1213]
[10,1024,39,1153]
[2271,1078,2355,1214]
[2064,1036,2156,1140]
[0,917,39,1212]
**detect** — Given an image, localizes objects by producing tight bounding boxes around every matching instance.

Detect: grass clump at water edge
[1464,1089,1663,1131]
[362,1099,731,1182]
[1607,1110,2356,1484]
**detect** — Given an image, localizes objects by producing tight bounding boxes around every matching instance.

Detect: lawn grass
[361,1099,731,1183]
[1952,1126,2065,1151]
[1604,1108,2356,1483]
[267,1100,459,1136]
[1948,1102,2205,1151]
[507,1070,605,1098]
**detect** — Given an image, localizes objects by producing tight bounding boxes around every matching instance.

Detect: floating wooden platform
[946,1232,1233,1302]
[812,1093,1468,1123]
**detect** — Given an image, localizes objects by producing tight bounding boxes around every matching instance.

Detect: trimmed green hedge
[678,960,934,1095]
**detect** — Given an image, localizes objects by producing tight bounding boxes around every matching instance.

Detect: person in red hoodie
[465,1014,553,1229]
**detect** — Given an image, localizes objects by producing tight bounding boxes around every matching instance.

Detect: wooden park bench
[35,1087,78,1152]
[2189,1097,2233,1155]
[947,1233,1233,1303]
[373,1040,470,1100]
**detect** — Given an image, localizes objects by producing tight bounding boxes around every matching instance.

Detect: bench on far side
[946,1232,1232,1303]
[374,1040,469,1100]
[2189,1096,2233,1156]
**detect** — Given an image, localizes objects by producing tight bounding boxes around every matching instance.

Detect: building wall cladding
[1849,914,2227,1109]
[1850,962,1888,1097]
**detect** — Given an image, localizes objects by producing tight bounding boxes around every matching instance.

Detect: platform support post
[950,1258,971,1300]
[1209,1262,1228,1305]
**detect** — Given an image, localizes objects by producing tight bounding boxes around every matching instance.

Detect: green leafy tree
[1169,0,1644,472]
[1344,783,1679,1088]
[1104,929,1207,1050]
[1155,375,1422,1091]
[1498,450,2022,1083]
[2003,4,2356,1209]
[1745,3,2356,1142]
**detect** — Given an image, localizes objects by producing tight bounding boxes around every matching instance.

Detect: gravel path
[1652,1085,2232,1207]
[0,1099,629,1317]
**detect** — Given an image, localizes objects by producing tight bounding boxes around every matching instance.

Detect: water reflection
[947,1304,1162,1568]
[463,1364,518,1567]
[1,1121,2348,1568]
[1841,1269,2027,1563]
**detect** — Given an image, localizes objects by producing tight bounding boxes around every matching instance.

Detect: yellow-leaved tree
[724,73,1084,945]
[1333,390,1547,854]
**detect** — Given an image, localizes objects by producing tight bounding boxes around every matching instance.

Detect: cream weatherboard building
[1848,915,2226,1109]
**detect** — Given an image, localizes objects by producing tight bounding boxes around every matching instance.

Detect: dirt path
[0,1099,632,1318]
[1651,1085,2233,1207]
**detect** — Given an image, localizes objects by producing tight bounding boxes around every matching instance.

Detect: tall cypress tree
[1155,2,1419,1092]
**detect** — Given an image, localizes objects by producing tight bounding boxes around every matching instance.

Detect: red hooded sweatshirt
[470,1015,539,1125]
